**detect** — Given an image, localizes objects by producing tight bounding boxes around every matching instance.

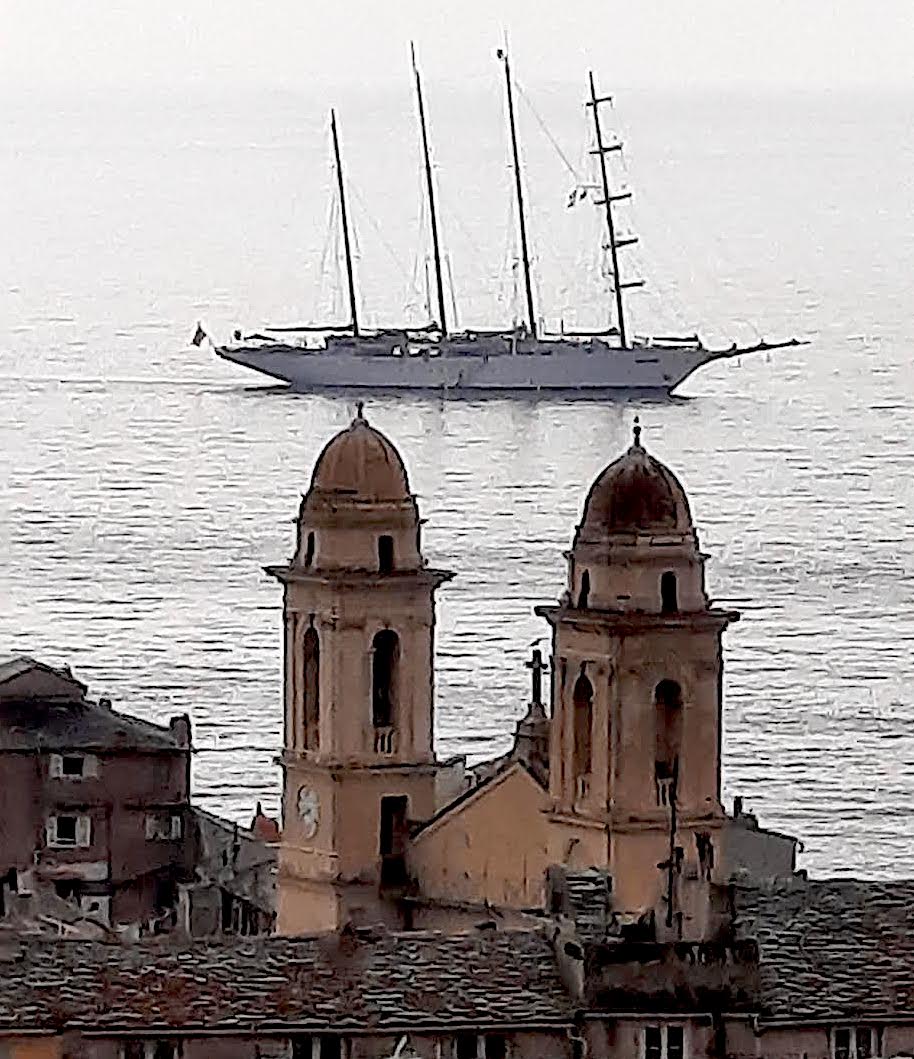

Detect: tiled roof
[0,928,573,1032]
[0,698,183,753]
[735,878,914,1022]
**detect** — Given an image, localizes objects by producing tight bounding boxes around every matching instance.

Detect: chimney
[169,714,192,748]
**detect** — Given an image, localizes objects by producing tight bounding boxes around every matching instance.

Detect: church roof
[0,929,573,1032]
[578,418,693,537]
[309,404,411,502]
[735,878,914,1022]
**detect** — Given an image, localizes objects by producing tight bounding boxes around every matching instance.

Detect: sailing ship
[214,48,804,394]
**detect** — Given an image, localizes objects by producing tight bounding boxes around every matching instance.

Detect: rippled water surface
[1,87,914,879]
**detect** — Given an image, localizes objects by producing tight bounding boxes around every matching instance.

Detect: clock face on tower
[296,785,320,839]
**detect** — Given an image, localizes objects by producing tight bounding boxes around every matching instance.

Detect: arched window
[304,531,315,568]
[654,679,683,794]
[378,535,394,574]
[302,627,320,749]
[372,630,400,731]
[578,570,590,610]
[572,673,594,800]
[661,571,678,613]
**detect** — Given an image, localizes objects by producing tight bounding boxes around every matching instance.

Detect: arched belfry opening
[661,571,678,613]
[304,531,315,568]
[654,679,683,804]
[302,626,320,749]
[372,630,400,752]
[578,570,590,609]
[572,672,594,801]
[378,535,394,574]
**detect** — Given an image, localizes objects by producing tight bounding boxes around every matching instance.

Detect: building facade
[0,657,193,930]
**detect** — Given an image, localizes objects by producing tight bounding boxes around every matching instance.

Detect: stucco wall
[408,765,551,909]
[726,1021,914,1059]
[582,1016,716,1059]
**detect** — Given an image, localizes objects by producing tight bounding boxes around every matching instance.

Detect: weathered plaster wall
[408,765,551,909]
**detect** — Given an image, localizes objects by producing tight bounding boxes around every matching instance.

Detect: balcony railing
[575,773,592,803]
[656,775,675,807]
[373,726,397,755]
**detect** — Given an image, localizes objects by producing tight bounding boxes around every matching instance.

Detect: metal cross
[525,647,549,707]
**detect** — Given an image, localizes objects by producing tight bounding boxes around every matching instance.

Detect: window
[47,814,91,848]
[304,531,315,568]
[62,755,84,777]
[453,1035,508,1059]
[120,1044,180,1059]
[379,795,409,889]
[485,1037,507,1059]
[832,1027,882,1059]
[661,571,678,613]
[145,813,183,841]
[303,626,320,751]
[645,1025,683,1059]
[79,893,112,925]
[49,753,97,779]
[578,569,590,609]
[378,534,395,573]
[572,672,594,800]
[291,1038,345,1059]
[654,679,683,803]
[372,629,400,731]
[456,1035,478,1059]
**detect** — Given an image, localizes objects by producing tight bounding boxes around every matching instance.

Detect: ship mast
[587,71,640,349]
[330,108,359,337]
[411,43,448,336]
[498,46,537,339]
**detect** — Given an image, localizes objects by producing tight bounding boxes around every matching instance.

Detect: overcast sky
[2,0,913,97]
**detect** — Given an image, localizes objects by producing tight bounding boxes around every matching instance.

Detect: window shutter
[170,814,183,840]
[46,816,58,845]
[75,816,92,847]
[49,754,63,778]
[84,754,99,778]
[145,814,157,840]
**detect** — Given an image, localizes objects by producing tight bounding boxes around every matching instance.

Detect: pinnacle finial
[354,400,365,422]
[632,415,642,449]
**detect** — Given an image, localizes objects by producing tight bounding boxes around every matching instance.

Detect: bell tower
[536,419,740,918]
[271,405,453,934]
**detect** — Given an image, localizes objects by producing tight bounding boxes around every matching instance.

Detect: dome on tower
[579,418,693,538]
[309,403,411,502]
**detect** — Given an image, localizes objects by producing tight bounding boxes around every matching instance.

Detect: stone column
[560,659,577,810]
[284,612,296,751]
